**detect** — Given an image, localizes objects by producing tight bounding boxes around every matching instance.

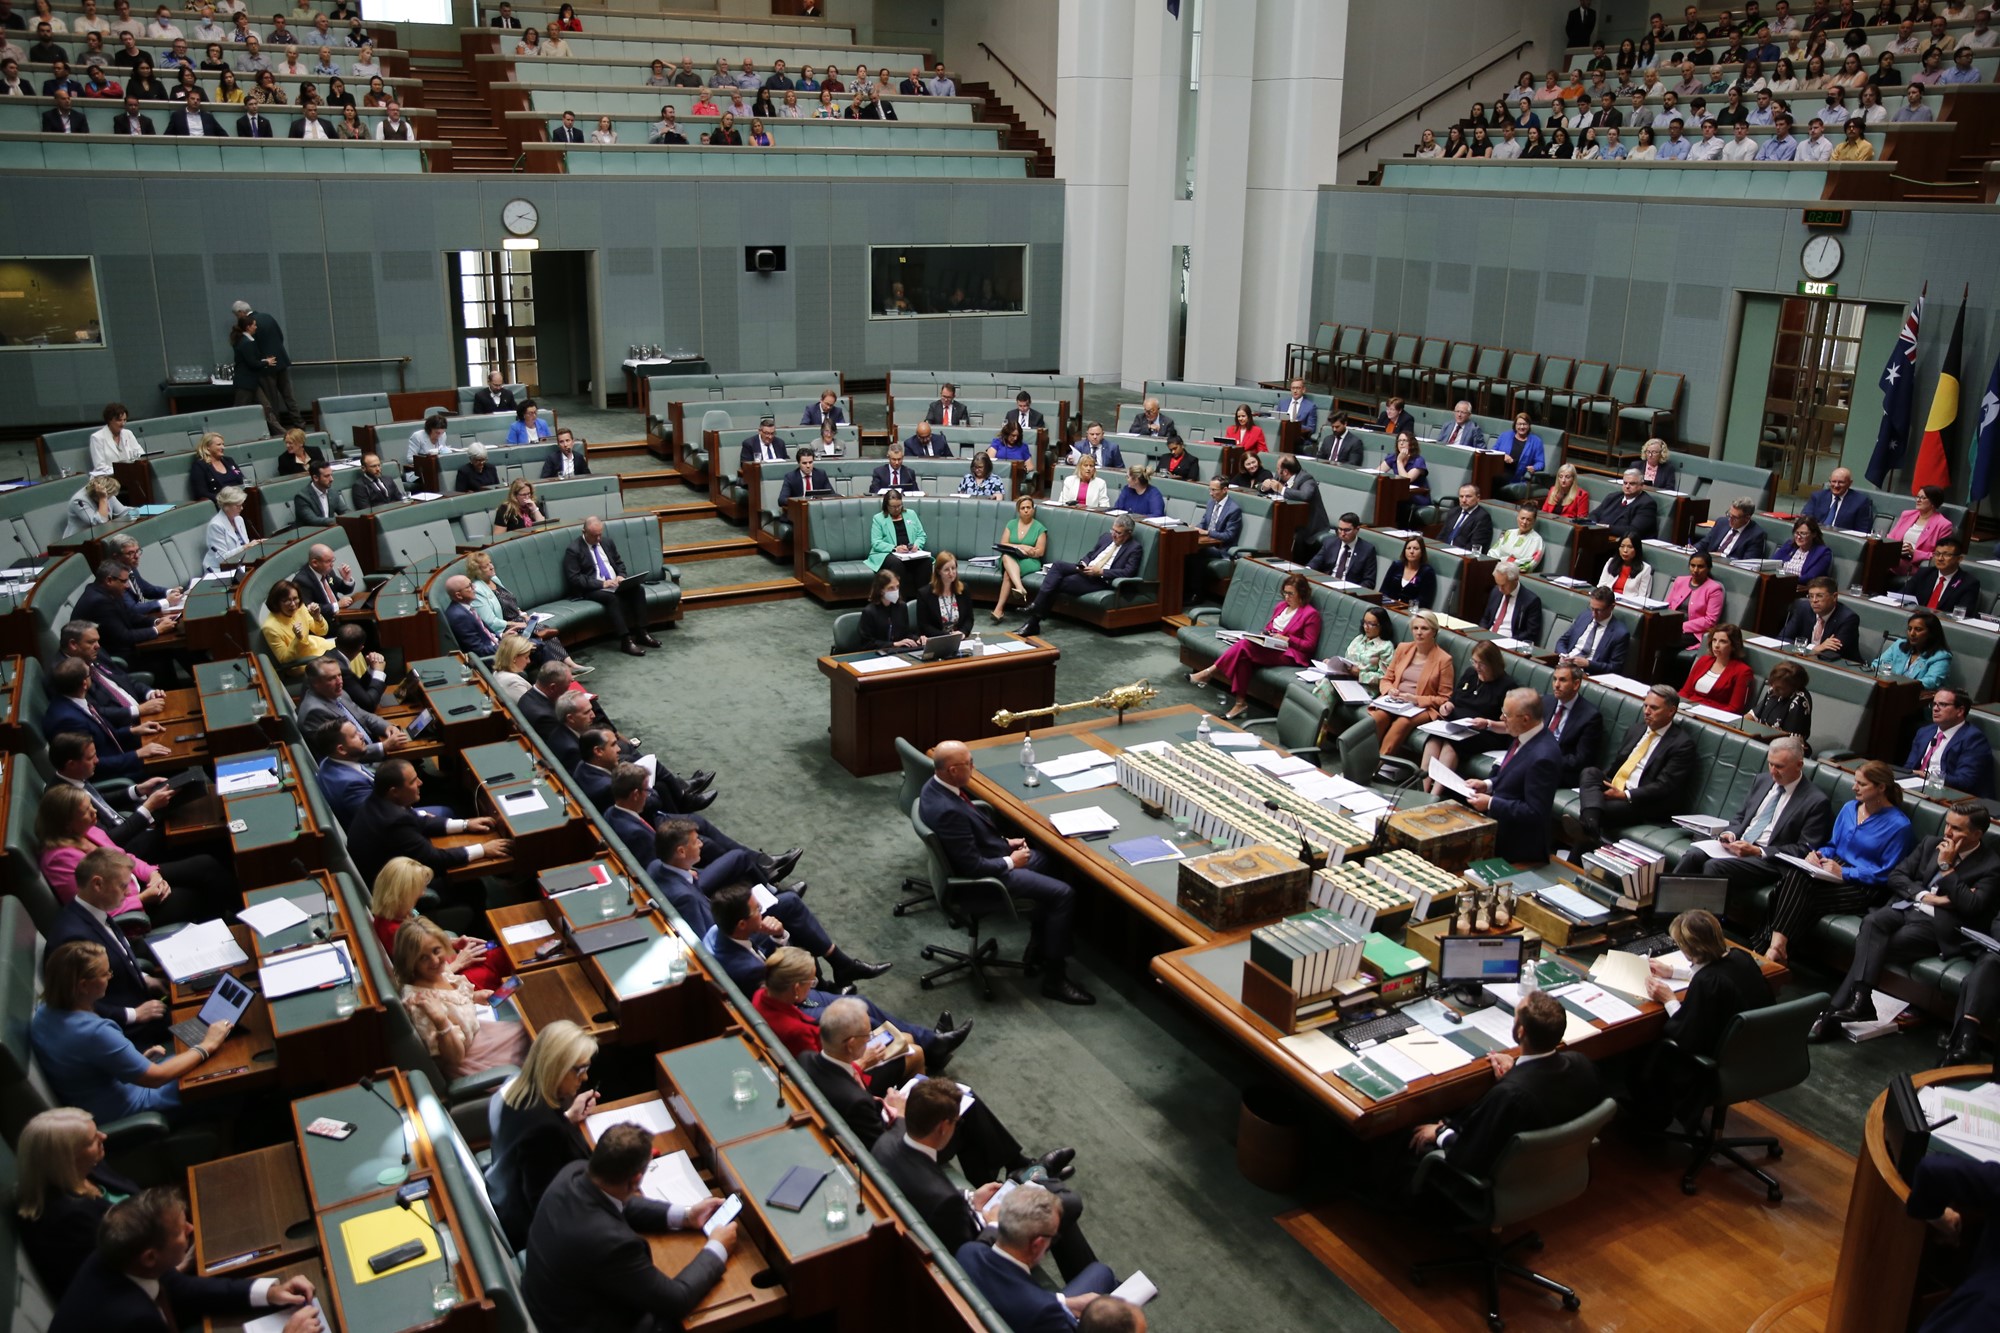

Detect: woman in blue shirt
[1867,609,1953,689]
[1113,464,1166,518]
[1760,759,1913,967]
[988,419,1033,462]
[29,941,233,1127]
[506,399,553,444]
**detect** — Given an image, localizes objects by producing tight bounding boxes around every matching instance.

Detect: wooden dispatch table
[190,1143,317,1277]
[818,632,1059,777]
[1153,929,1785,1140]
[713,1122,888,1322]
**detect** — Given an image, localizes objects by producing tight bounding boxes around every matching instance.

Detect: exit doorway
[1758,295,1866,496]
[449,250,597,400]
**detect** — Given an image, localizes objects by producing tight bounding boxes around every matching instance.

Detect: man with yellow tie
[1562,685,1698,856]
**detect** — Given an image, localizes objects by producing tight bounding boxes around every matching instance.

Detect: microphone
[290,857,328,935]
[395,1179,460,1285]
[358,1074,413,1180]
[310,926,354,990]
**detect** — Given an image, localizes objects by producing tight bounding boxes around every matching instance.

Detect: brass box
[1382,804,1497,875]
[1175,844,1310,931]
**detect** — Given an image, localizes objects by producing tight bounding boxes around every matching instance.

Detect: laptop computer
[909,632,963,662]
[169,969,254,1049]
[1626,876,1730,956]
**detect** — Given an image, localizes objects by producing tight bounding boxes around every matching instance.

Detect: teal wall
[0,175,1063,427]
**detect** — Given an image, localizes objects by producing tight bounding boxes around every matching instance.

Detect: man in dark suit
[228,296,297,426]
[925,383,970,426]
[1775,578,1862,662]
[1256,454,1329,561]
[1432,399,1486,451]
[291,460,347,526]
[346,759,508,885]
[1408,991,1603,1177]
[75,561,170,666]
[521,1126,733,1333]
[1480,563,1543,642]
[1553,588,1630,675]
[1565,685,1699,854]
[1566,0,1598,47]
[903,422,953,458]
[43,658,169,781]
[1007,391,1045,434]
[47,848,168,1038]
[52,621,163,727]
[563,516,656,657]
[956,1185,1119,1331]
[472,371,517,416]
[650,823,878,982]
[49,732,229,909]
[1127,397,1176,442]
[111,93,156,134]
[1696,498,1769,562]
[442,574,501,656]
[1191,476,1242,566]
[539,427,589,478]
[550,108,584,142]
[1674,735,1834,890]
[572,727,723,826]
[921,741,1091,1003]
[1798,466,1873,533]
[348,452,403,509]
[869,444,920,493]
[307,719,376,826]
[1315,413,1362,465]
[40,88,86,131]
[51,1188,320,1333]
[738,418,787,467]
[1440,484,1494,551]
[1069,422,1125,467]
[292,543,355,622]
[164,88,226,136]
[1310,512,1378,584]
[1811,802,2000,1038]
[1540,663,1602,786]
[235,94,273,136]
[777,447,835,504]
[1019,517,1142,638]
[1903,537,1981,617]
[1590,470,1660,540]
[800,389,845,428]
[490,0,521,25]
[1466,689,1562,864]
[877,1080,1105,1283]
[1904,1154,2000,1313]
[1906,688,1996,799]
[288,104,331,137]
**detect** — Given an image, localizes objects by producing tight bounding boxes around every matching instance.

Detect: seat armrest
[1110,576,1157,598]
[447,1063,517,1105]
[806,547,832,566]
[1184,604,1223,623]
[100,1112,173,1152]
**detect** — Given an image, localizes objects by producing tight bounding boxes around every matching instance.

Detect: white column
[1056,0,1135,382]
[1182,2,1258,386]
[1236,0,1346,384]
[1116,0,1185,390]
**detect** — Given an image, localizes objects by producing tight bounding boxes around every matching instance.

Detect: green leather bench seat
[508,33,929,68]
[428,516,681,648]
[92,502,227,592]
[648,370,841,442]
[531,143,1032,177]
[521,114,1003,151]
[39,404,272,477]
[0,135,434,174]
[515,80,980,123]
[717,423,864,508]
[676,399,826,477]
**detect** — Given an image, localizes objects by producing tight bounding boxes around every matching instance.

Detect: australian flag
[1865,285,1923,488]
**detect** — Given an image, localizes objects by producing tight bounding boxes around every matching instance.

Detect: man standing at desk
[1407,991,1603,1176]
[1018,516,1141,641]
[1465,689,1561,864]
[1271,378,1318,450]
[1254,455,1329,562]
[922,741,1092,1004]
[563,516,657,659]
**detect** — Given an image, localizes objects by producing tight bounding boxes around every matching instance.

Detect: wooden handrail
[1341,39,1534,158]
[975,42,1053,120]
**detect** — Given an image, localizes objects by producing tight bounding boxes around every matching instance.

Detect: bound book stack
[1115,744,1372,858]
[1581,840,1666,910]
[1310,864,1412,933]
[1248,910,1370,1007]
[1363,850,1462,918]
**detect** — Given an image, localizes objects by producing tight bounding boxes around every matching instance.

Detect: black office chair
[909,804,1032,1000]
[1662,990,1825,1202]
[891,736,939,916]
[1410,1096,1618,1332]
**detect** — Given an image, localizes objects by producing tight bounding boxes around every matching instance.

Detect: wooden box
[1175,844,1310,931]
[1405,914,1542,973]
[1511,890,1635,949]
[1382,804,1497,875]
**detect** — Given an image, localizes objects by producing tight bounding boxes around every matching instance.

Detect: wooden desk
[1569,523,1621,582]
[713,1123,886,1321]
[173,994,279,1099]
[512,959,618,1041]
[1152,934,1785,1140]
[817,634,1059,777]
[190,1143,317,1277]
[314,1175,491,1333]
[488,900,569,973]
[291,1069,435,1212]
[656,1035,805,1165]
[205,1258,329,1333]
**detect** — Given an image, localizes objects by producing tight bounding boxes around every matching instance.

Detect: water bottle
[1925,768,1947,800]
[1520,943,1540,995]
[1020,733,1039,788]
[1197,714,1213,743]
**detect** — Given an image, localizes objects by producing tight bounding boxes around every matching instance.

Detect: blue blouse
[1816,801,1914,886]
[1381,562,1436,609]
[29,1005,180,1125]
[989,437,1033,461]
[957,473,1005,497]
[506,418,553,444]
[1114,485,1166,517]
[1868,639,1953,689]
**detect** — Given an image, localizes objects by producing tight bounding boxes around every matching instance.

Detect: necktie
[1928,577,1946,611]
[1718,526,1736,555]
[1448,423,1461,444]
[94,665,137,710]
[1499,739,1519,769]
[1919,729,1946,775]
[592,543,612,581]
[1451,513,1466,545]
[86,702,123,751]
[1333,545,1349,579]
[1812,615,1825,646]
[1611,728,1658,789]
[250,115,258,133]
[1551,702,1566,736]
[1289,400,1298,421]
[1494,594,1510,632]
[1744,782,1785,844]
[1828,493,1841,527]
[1578,621,1600,658]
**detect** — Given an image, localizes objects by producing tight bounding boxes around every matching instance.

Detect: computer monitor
[1653,876,1728,919]
[1438,934,1527,987]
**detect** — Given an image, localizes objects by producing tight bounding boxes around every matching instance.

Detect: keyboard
[1624,931,1678,958]
[1334,1012,1420,1051]
[169,1016,211,1049]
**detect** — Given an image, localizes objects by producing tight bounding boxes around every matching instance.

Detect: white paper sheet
[1589,951,1654,1000]
[217,768,281,796]
[1363,1042,1431,1084]
[236,897,310,939]
[1033,751,1108,778]
[499,919,555,946]
[1278,1028,1360,1075]
[848,655,912,674]
[1417,719,1480,741]
[1689,838,1741,859]
[1557,982,1641,1024]
[1237,751,1315,777]
[1385,1032,1480,1076]
[1053,767,1119,793]
[640,1150,710,1208]
[1049,806,1120,837]
[1331,679,1374,704]
[148,919,248,982]
[1463,1005,1521,1047]
[258,941,354,998]
[1777,851,1842,881]
[588,1097,676,1144]
[1426,757,1477,799]
[499,788,550,815]
[1111,1272,1159,1307]
[1204,731,1262,749]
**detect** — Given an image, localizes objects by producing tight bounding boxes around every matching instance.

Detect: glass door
[453,250,538,391]
[1760,295,1865,495]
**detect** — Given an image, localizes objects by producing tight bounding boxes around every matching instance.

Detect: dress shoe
[686,770,716,794]
[763,848,804,883]
[831,956,893,986]
[1038,1146,1077,1180]
[1019,619,1042,637]
[569,662,596,677]
[641,633,663,648]
[1806,1010,1848,1043]
[935,1011,955,1034]
[785,880,808,899]
[621,637,646,657]
[927,1020,974,1072]
[678,790,717,814]
[1942,1018,1986,1068]
[1040,976,1096,1006]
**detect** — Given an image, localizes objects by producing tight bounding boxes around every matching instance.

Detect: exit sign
[1798,280,1839,297]
[1803,208,1849,228]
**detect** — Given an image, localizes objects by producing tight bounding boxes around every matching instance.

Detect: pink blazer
[1665,575,1724,640]
[1266,602,1321,666]
[41,828,155,916]
[1886,509,1950,565]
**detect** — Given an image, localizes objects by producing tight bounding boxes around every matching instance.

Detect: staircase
[409,50,515,173]
[958,80,1053,177]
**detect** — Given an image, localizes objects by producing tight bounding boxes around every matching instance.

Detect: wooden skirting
[1277,1100,1850,1332]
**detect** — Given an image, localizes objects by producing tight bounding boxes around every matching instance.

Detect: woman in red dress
[1680,623,1755,713]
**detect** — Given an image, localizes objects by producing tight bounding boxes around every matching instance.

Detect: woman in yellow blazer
[260,579,333,669]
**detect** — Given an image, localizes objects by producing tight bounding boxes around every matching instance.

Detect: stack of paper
[1840,991,1910,1041]
[258,941,353,999]
[848,656,911,674]
[499,919,555,946]
[236,897,310,939]
[1111,1272,1159,1307]
[499,789,550,816]
[1589,950,1654,1001]
[1278,1028,1359,1075]
[148,920,249,982]
[1033,752,1108,779]
[1384,1031,1479,1076]
[1205,731,1262,749]
[1053,766,1118,793]
[1049,806,1120,837]
[586,1097,675,1143]
[640,1151,710,1208]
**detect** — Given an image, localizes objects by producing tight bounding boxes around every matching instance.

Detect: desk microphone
[395,1179,460,1279]
[310,926,355,994]
[358,1074,413,1178]
[290,857,330,936]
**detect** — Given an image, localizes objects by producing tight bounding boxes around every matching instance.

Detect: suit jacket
[1196,495,1243,547]
[1720,774,1835,860]
[112,111,156,133]
[1541,693,1603,785]
[1906,1156,2000,1332]
[50,1251,256,1333]
[1128,412,1176,441]
[1591,490,1659,540]
[1484,727,1562,863]
[297,686,389,750]
[1316,429,1362,466]
[346,794,468,885]
[1903,567,1981,617]
[544,724,584,774]
[1907,724,1997,799]
[1554,613,1630,675]
[1441,1049,1603,1178]
[48,897,152,1024]
[1884,837,2000,957]
[1432,417,1487,451]
[539,445,590,478]
[903,432,954,459]
[473,386,517,415]
[1799,486,1874,533]
[918,775,1016,877]
[1272,396,1319,440]
[485,1094,588,1250]
[74,583,157,662]
[1697,519,1769,562]
[552,123,583,142]
[42,695,146,779]
[1441,504,1494,552]
[288,116,334,136]
[608,805,660,869]
[1601,719,1698,819]
[739,435,789,467]
[1068,439,1125,467]
[521,1160,725,1333]
[1309,534,1378,584]
[516,683,560,742]
[777,468,834,504]
[1006,407,1045,432]
[1281,471,1331,542]
[858,602,911,653]
[1663,948,1771,1056]
[803,1049,890,1149]
[872,1121,981,1252]
[869,462,920,492]
[563,535,630,596]
[1064,532,1142,584]
[165,108,226,135]
[800,401,845,427]
[349,471,403,509]
[235,111,273,136]
[315,755,373,825]
[955,1241,1078,1333]
[1776,598,1863,662]
[1565,4,1599,46]
[291,560,353,622]
[66,657,150,727]
[925,399,970,426]
[445,600,500,656]
[1481,584,1543,642]
[290,474,348,520]
[916,588,974,638]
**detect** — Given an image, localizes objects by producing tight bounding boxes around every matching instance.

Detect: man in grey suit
[1433,400,1488,451]
[291,460,347,527]
[295,656,407,761]
[522,1124,735,1333]
[1127,397,1176,442]
[1673,735,1832,892]
[1253,454,1329,562]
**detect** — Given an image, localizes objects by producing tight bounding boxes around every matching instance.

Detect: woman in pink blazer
[1190,572,1321,719]
[1886,485,1952,577]
[1664,550,1725,648]
[35,786,159,918]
